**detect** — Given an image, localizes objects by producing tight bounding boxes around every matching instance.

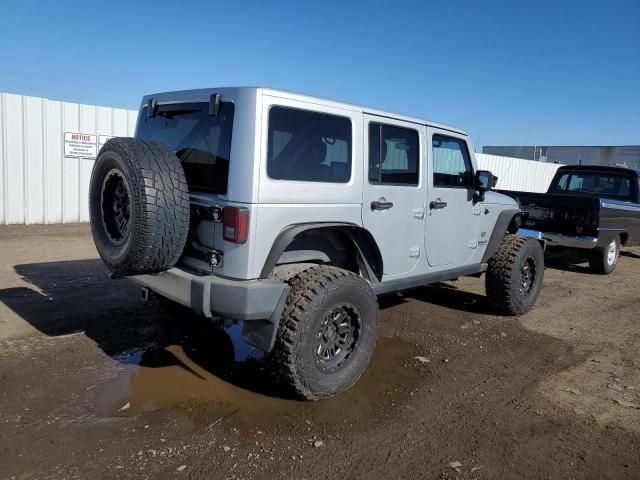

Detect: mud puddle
[95,323,420,430]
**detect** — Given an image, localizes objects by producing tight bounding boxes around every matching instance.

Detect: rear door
[424,130,480,266]
[362,115,426,275]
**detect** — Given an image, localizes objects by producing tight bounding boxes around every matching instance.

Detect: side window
[555,173,569,191]
[267,106,352,183]
[368,123,419,186]
[432,135,473,188]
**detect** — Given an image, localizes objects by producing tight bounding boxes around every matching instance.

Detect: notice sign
[64,132,97,158]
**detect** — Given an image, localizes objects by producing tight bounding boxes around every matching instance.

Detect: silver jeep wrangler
[89,87,544,400]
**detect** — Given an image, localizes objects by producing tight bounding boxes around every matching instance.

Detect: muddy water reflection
[96,322,418,428]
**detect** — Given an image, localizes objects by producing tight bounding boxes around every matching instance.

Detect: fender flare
[481,209,521,263]
[259,222,383,282]
[597,228,627,247]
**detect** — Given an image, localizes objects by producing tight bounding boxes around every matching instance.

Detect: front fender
[481,208,521,262]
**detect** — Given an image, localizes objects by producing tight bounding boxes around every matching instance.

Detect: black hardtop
[556,164,640,177]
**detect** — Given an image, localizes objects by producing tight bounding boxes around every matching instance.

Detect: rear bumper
[131,268,289,352]
[517,228,598,249]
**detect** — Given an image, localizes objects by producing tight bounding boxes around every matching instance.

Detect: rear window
[136,101,234,195]
[267,106,352,183]
[550,171,632,200]
[368,123,419,186]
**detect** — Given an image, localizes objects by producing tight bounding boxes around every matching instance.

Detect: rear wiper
[157,107,202,118]
[156,103,202,118]
[146,97,202,118]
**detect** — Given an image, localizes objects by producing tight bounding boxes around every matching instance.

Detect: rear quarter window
[267,106,352,183]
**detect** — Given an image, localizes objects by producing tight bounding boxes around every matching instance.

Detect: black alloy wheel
[101,169,131,245]
[519,256,537,297]
[314,303,361,372]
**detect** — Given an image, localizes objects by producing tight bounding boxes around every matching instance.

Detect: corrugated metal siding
[0,93,137,224]
[475,153,561,193]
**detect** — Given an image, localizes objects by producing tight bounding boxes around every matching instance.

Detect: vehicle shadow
[0,259,279,398]
[543,252,593,274]
[620,250,640,260]
[401,282,490,315]
[377,280,490,315]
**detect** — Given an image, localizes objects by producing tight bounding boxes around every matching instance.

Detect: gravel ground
[0,224,639,479]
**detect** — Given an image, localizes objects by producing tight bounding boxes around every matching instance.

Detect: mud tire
[268,266,379,400]
[89,138,190,276]
[486,234,544,316]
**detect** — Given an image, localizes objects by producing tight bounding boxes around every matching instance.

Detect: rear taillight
[223,206,249,244]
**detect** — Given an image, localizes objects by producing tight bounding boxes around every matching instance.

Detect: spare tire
[89,138,190,276]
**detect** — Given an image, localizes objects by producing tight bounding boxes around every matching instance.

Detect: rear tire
[486,234,544,316]
[589,237,620,275]
[89,138,190,276]
[268,266,379,400]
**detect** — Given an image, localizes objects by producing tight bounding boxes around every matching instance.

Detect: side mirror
[474,170,498,202]
[475,170,498,192]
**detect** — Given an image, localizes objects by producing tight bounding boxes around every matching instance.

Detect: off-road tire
[486,234,544,316]
[589,236,620,275]
[268,265,379,400]
[89,138,190,276]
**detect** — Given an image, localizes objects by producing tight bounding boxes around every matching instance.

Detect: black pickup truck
[499,165,640,274]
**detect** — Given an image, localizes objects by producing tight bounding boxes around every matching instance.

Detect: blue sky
[0,0,638,147]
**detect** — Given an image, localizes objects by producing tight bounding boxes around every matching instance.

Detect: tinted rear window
[550,171,632,199]
[368,123,419,186]
[136,101,234,195]
[267,107,352,183]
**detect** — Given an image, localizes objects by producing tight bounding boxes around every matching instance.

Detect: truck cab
[501,165,640,274]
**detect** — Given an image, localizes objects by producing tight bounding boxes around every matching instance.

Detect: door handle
[371,199,394,211]
[429,199,448,210]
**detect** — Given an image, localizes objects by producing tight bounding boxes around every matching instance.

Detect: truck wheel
[485,234,544,316]
[589,237,620,275]
[89,138,190,276]
[269,266,379,400]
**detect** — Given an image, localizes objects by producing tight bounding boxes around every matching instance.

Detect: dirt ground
[0,225,639,480]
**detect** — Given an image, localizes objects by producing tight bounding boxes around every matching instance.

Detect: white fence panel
[45,100,63,223]
[4,94,25,224]
[0,93,138,224]
[0,95,5,224]
[475,153,561,193]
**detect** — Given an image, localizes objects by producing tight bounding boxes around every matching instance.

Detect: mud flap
[241,285,289,352]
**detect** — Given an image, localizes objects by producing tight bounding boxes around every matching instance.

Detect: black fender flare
[481,209,521,263]
[597,228,627,247]
[259,222,383,282]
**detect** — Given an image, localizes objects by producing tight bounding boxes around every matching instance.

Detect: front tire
[486,234,544,316]
[589,237,620,275]
[269,266,379,400]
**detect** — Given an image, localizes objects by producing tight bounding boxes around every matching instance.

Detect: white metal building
[0,92,559,225]
[0,93,137,224]
[474,153,560,193]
